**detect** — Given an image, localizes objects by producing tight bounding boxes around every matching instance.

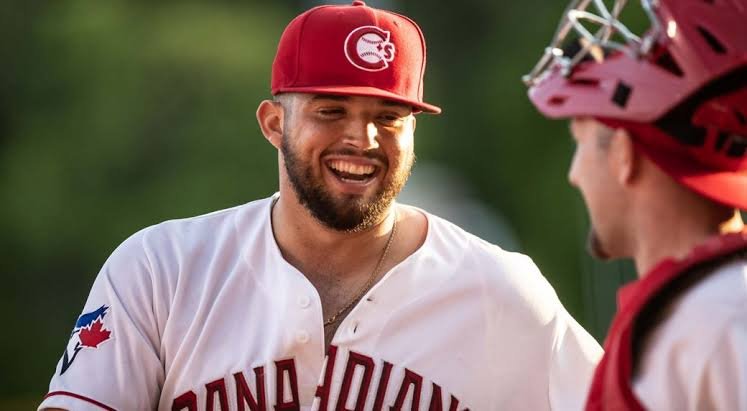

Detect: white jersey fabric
[633,257,747,411]
[40,196,602,411]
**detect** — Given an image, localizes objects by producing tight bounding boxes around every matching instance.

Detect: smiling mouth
[327,159,378,183]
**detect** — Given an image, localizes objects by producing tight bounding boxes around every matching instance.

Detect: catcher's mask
[525,0,747,210]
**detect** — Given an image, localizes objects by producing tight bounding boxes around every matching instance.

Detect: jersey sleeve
[547,309,604,411]
[38,228,165,411]
[693,320,747,410]
[631,262,747,411]
[490,251,603,411]
[634,309,747,410]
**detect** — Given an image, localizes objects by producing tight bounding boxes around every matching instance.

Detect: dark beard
[587,228,611,260]
[281,135,413,232]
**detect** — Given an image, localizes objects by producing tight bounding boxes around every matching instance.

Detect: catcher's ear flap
[256,99,284,150]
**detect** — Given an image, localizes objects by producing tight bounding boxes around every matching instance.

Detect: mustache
[323,147,388,165]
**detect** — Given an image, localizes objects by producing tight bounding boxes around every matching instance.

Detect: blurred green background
[1,0,636,407]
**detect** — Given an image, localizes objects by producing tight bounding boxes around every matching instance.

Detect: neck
[634,209,744,276]
[271,187,396,278]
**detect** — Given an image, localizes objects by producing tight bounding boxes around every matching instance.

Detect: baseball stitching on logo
[344,26,396,72]
[359,36,381,44]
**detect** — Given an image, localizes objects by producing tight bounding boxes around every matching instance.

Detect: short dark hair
[596,125,615,150]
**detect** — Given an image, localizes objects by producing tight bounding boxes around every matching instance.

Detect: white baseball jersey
[633,257,747,410]
[40,195,602,411]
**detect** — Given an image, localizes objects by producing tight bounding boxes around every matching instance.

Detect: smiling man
[39,2,601,410]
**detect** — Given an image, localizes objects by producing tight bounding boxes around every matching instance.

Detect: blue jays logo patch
[60,305,113,375]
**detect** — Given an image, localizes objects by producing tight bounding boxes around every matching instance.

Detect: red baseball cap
[271,0,441,114]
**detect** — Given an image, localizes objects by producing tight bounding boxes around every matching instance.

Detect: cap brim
[634,141,747,210]
[274,85,441,114]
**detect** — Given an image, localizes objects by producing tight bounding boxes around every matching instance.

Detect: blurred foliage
[0,0,636,405]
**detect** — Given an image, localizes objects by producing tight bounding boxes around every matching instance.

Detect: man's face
[280,94,416,231]
[568,118,625,259]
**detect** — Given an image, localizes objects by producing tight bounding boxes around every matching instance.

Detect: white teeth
[328,160,375,175]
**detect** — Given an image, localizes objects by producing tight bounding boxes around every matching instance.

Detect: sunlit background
[1,1,638,407]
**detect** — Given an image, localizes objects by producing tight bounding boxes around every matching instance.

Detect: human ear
[256,100,284,149]
[610,128,637,185]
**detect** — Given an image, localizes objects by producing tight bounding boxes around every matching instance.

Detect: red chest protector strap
[585,230,747,411]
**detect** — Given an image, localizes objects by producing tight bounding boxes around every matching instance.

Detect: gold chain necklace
[323,211,398,327]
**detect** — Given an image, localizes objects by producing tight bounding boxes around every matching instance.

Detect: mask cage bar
[522,0,661,87]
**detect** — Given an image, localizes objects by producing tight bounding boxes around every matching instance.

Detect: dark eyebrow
[310,94,412,112]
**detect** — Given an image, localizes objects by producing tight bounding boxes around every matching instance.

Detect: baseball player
[40,2,602,410]
[524,0,747,409]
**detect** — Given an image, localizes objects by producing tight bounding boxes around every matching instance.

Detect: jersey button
[296,330,310,344]
[298,295,311,308]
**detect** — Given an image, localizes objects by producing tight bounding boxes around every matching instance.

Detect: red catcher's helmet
[524,0,747,210]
